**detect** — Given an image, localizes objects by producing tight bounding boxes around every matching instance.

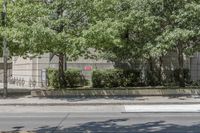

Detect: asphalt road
[1,112,200,133]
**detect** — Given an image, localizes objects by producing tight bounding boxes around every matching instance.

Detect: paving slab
[125,104,200,113]
[1,96,200,106]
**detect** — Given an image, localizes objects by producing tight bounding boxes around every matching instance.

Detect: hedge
[92,68,191,88]
[47,68,60,89]
[173,68,191,84]
[47,68,88,89]
[92,69,141,88]
[65,69,88,87]
[48,68,191,89]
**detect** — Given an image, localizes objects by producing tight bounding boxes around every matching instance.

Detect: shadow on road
[3,118,200,133]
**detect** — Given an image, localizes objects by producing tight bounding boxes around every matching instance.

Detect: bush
[92,69,141,88]
[47,68,60,89]
[47,68,88,89]
[92,69,122,88]
[145,70,160,86]
[65,69,87,87]
[121,69,141,87]
[191,80,200,86]
[92,70,104,88]
[173,68,191,84]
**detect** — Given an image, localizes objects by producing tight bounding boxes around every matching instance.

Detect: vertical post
[64,54,67,71]
[3,38,8,97]
[2,0,8,98]
[197,53,199,81]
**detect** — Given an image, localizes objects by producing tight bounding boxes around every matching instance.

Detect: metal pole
[197,53,199,81]
[2,0,8,98]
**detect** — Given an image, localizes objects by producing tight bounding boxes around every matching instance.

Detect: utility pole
[2,0,8,98]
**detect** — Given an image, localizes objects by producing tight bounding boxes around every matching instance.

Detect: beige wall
[12,53,114,88]
[190,53,200,81]
[11,52,200,88]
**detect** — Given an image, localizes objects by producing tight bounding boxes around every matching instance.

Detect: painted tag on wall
[83,66,93,81]
[84,66,93,71]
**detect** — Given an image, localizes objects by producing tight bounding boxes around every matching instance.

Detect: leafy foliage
[84,0,200,87]
[1,0,200,87]
[0,0,93,58]
[47,68,60,89]
[65,69,88,88]
[47,68,87,89]
[92,69,141,88]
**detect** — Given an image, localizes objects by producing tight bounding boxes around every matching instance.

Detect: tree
[0,0,93,88]
[84,0,200,87]
[154,0,200,87]
[83,0,163,85]
[43,0,93,88]
[0,0,49,56]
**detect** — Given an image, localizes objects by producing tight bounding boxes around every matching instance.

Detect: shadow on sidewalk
[36,95,200,103]
[37,96,149,102]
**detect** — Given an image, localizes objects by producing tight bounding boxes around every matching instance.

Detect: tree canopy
[0,0,92,58]
[1,0,200,87]
[83,0,200,86]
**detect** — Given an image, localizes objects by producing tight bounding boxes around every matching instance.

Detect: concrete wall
[12,53,114,88]
[190,53,200,81]
[0,57,12,83]
[12,56,35,87]
[11,52,200,88]
[49,55,114,70]
[162,52,189,70]
[12,54,55,88]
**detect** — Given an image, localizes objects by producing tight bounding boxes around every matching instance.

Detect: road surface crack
[51,113,70,133]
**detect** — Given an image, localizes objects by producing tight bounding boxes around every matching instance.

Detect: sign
[84,66,93,71]
[82,66,93,82]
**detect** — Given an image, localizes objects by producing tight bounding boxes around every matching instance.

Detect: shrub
[191,80,200,86]
[92,69,141,88]
[173,68,191,84]
[47,68,88,89]
[47,68,60,89]
[65,69,87,87]
[92,69,122,88]
[145,70,160,86]
[122,69,141,87]
[105,69,123,87]
[92,70,104,88]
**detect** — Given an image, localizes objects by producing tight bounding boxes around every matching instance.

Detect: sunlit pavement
[0,104,200,133]
[1,97,200,133]
[1,111,200,132]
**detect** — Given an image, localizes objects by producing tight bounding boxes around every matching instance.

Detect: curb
[0,102,200,106]
[31,88,200,97]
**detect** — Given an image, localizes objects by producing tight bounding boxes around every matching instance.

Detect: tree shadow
[166,95,200,101]
[0,89,31,99]
[38,95,200,103]
[37,96,148,103]
[4,118,200,133]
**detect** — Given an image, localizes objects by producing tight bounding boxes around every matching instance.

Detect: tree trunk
[58,53,66,88]
[159,56,164,85]
[177,45,185,87]
[64,54,67,71]
[148,57,156,86]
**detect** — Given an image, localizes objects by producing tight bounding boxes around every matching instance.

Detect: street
[1,112,200,133]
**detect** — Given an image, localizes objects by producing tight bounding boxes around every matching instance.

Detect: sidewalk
[1,96,200,106]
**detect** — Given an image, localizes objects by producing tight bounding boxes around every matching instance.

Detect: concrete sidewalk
[1,96,200,106]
